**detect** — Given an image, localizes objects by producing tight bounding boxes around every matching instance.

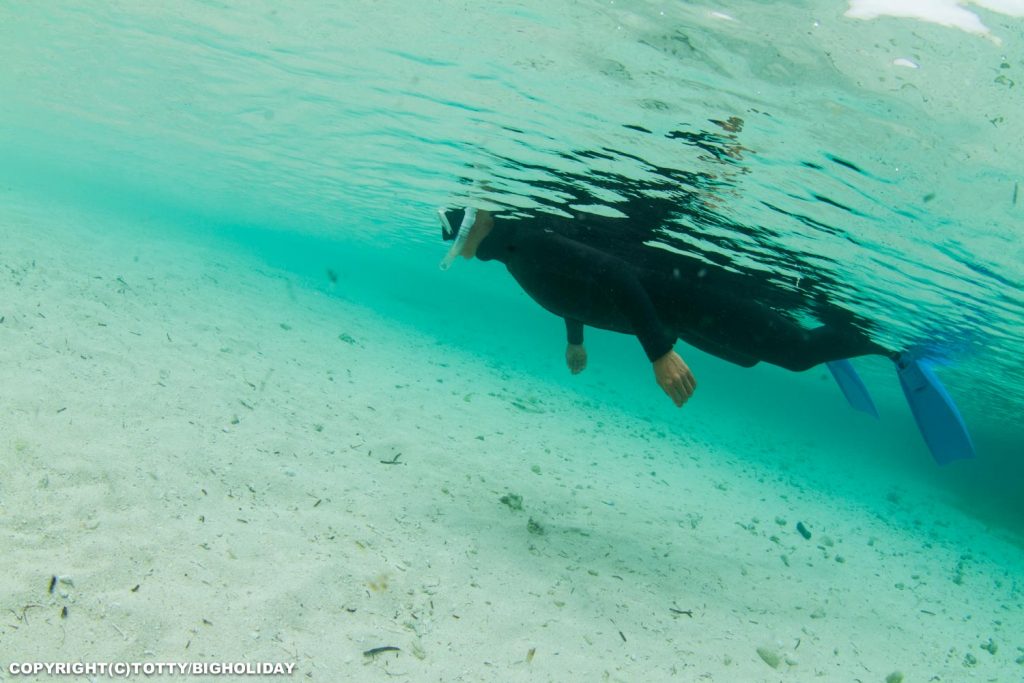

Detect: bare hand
[566,344,587,375]
[653,350,696,407]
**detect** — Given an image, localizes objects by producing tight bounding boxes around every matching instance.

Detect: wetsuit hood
[473,219,516,263]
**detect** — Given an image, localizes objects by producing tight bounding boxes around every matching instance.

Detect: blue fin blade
[827,359,879,418]
[896,354,976,465]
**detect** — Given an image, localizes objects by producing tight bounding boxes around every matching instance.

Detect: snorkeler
[437,206,976,464]
[438,207,889,405]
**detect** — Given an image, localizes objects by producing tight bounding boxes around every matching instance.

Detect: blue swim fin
[896,353,976,465]
[827,360,879,418]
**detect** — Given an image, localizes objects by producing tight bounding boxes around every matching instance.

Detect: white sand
[2,193,1022,682]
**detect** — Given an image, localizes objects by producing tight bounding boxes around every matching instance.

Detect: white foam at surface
[845,0,1024,40]
[845,0,991,35]
[973,0,1024,15]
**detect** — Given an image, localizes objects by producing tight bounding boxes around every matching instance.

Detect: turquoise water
[2,1,1023,680]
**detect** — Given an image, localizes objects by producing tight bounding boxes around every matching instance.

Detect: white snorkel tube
[438,207,478,270]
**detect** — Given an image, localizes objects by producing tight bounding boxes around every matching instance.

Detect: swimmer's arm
[592,255,696,406]
[565,318,584,346]
[565,318,587,374]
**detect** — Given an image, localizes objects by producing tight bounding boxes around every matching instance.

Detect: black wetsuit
[476,217,886,371]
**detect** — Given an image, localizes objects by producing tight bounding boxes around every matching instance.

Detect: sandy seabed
[1,194,1022,683]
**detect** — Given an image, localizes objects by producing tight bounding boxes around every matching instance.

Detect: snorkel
[438,207,478,270]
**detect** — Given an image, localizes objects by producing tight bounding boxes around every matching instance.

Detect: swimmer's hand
[653,350,696,407]
[566,344,587,375]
